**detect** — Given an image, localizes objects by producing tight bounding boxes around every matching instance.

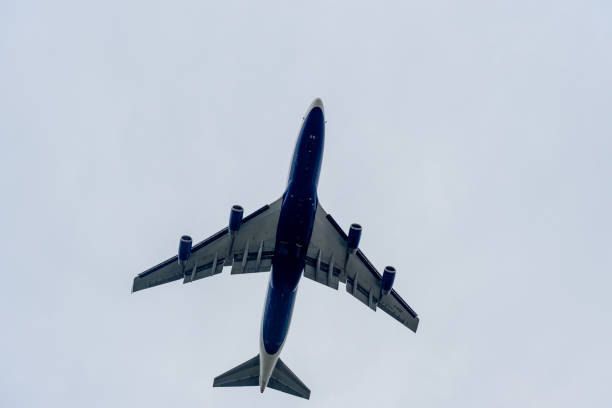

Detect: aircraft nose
[308,97,324,115]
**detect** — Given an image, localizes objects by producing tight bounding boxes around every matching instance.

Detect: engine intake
[229,205,244,232]
[347,223,362,250]
[178,235,192,267]
[381,266,396,296]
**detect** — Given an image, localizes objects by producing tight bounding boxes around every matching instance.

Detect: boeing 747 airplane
[132,98,419,399]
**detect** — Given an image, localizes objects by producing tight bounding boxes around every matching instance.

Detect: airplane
[131,98,419,400]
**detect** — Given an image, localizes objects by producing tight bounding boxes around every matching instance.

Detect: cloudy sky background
[1,1,611,406]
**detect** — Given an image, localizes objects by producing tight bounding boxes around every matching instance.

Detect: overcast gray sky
[1,0,611,406]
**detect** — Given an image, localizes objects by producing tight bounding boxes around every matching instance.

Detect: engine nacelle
[347,223,362,250]
[178,235,192,267]
[229,205,244,232]
[381,266,396,296]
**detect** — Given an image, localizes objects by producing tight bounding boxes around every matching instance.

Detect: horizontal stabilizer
[213,355,259,388]
[213,355,310,399]
[268,358,310,399]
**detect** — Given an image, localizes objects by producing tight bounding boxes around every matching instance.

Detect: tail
[213,354,310,400]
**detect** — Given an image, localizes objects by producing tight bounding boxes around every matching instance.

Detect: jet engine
[347,223,362,250]
[381,266,396,296]
[178,235,192,266]
[229,205,244,232]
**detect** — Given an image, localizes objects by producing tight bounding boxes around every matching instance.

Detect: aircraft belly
[261,272,298,355]
[257,100,324,393]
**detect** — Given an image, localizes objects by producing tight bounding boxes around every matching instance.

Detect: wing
[304,201,420,332]
[132,197,283,293]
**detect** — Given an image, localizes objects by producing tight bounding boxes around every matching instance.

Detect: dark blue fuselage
[261,104,325,355]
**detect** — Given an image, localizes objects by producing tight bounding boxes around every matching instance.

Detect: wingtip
[411,316,420,333]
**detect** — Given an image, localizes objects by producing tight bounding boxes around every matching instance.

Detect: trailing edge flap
[213,355,311,400]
